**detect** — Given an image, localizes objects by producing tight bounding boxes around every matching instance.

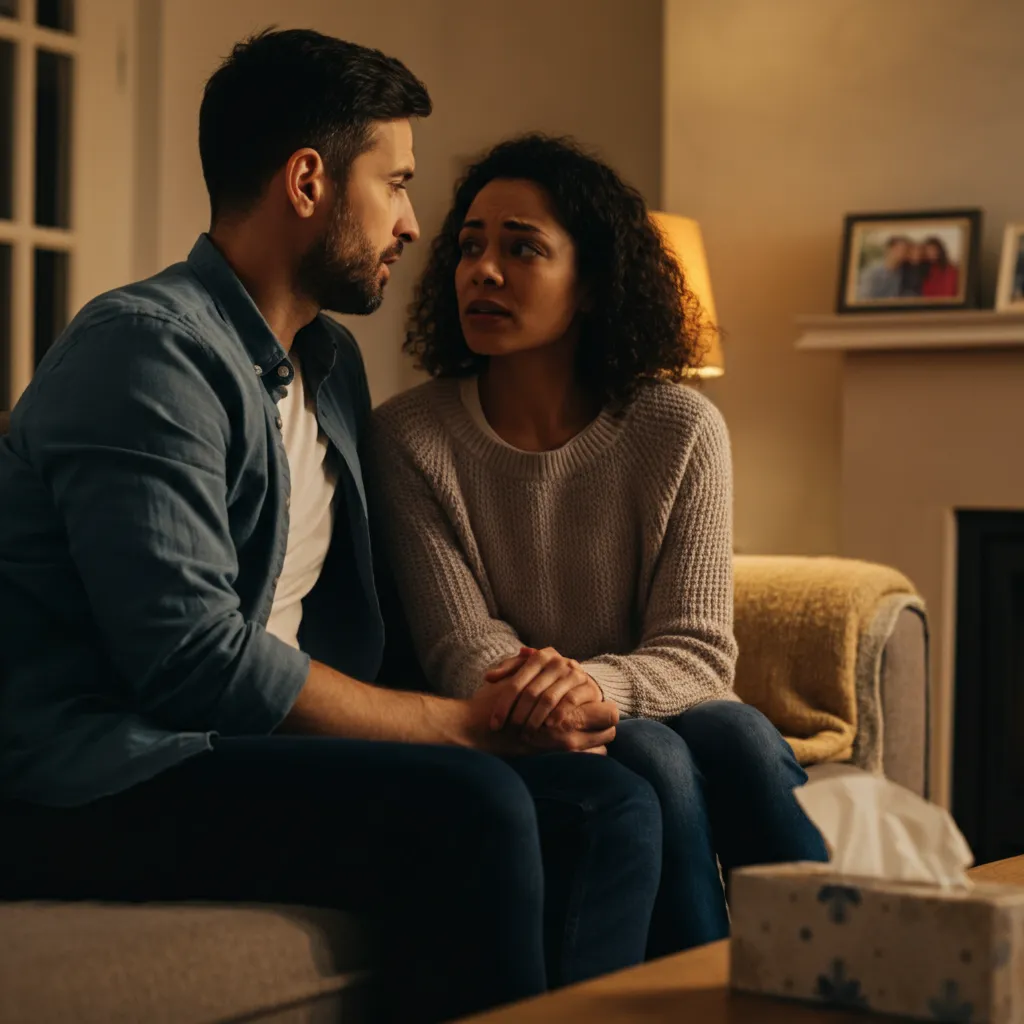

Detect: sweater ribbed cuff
[582,661,635,716]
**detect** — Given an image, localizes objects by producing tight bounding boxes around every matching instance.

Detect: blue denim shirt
[0,235,384,806]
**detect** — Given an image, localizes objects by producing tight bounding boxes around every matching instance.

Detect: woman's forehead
[465,179,562,228]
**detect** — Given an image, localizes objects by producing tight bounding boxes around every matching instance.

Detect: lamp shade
[650,211,724,378]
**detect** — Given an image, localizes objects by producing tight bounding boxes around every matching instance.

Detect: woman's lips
[464,310,513,327]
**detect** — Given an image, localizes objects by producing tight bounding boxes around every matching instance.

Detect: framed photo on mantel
[836,209,982,314]
[995,222,1024,312]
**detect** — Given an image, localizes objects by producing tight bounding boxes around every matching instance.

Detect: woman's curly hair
[404,133,713,409]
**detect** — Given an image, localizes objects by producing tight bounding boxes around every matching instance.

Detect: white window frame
[0,0,78,407]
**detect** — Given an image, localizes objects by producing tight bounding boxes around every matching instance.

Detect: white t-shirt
[265,350,339,649]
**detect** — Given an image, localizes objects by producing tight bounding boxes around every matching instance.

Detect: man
[0,30,661,1023]
[857,234,910,301]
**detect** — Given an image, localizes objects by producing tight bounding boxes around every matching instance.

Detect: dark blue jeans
[1,737,661,1023]
[609,700,829,957]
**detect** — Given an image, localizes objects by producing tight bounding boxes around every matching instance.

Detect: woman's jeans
[609,700,829,957]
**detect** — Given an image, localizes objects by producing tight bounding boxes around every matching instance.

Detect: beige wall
[75,0,138,314]
[139,0,663,404]
[663,0,1024,556]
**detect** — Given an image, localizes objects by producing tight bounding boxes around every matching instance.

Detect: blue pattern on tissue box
[927,980,974,1022]
[816,958,869,1009]
[818,884,862,924]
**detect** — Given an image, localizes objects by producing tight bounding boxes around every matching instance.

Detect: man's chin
[321,285,385,317]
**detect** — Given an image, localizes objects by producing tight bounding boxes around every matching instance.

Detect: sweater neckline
[434,377,626,480]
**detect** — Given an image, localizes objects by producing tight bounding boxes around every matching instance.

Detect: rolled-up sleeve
[26,313,309,735]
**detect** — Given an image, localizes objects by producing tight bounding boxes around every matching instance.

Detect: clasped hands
[479,646,617,756]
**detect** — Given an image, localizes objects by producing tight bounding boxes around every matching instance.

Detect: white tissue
[795,773,974,888]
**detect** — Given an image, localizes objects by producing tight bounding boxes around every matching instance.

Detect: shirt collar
[187,234,339,402]
[187,234,291,379]
[186,233,337,392]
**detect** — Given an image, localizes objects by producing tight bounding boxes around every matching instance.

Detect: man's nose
[397,196,420,244]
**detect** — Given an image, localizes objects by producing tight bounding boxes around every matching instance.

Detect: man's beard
[297,199,402,316]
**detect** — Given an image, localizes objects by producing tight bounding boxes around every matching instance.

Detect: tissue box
[730,863,1024,1022]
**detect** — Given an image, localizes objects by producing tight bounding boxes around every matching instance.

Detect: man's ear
[285,148,326,219]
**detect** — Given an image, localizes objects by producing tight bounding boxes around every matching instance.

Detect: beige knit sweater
[367,377,738,718]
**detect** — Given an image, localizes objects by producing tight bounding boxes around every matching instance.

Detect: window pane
[35,50,73,228]
[0,243,10,407]
[34,247,69,367]
[37,0,73,33]
[0,40,12,220]
[0,2,17,20]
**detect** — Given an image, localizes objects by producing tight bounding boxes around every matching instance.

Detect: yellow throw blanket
[733,556,920,766]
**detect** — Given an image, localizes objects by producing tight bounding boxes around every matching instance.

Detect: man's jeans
[610,700,829,957]
[1,738,661,1023]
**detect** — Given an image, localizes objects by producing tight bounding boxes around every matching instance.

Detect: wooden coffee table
[460,856,1024,1023]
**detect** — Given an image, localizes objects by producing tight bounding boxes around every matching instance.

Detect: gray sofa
[0,411,930,1023]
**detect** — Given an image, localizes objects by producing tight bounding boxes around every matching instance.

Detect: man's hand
[281,659,612,754]
[484,646,604,733]
[465,675,616,756]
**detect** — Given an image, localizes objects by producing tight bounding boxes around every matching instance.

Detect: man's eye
[391,182,408,193]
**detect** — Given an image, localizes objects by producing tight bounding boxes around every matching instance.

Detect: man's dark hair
[405,134,711,410]
[199,29,431,222]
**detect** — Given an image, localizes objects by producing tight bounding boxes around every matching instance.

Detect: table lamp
[649,211,724,378]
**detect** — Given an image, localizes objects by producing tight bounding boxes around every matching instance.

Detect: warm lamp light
[650,211,724,378]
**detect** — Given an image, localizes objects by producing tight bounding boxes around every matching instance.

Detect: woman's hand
[484,646,605,733]
[466,676,615,755]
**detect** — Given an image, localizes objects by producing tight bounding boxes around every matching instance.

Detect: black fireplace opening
[952,510,1024,865]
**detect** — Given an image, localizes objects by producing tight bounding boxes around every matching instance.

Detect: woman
[899,241,928,297]
[920,237,959,299]
[369,135,827,957]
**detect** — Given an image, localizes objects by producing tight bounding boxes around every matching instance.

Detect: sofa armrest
[876,604,929,797]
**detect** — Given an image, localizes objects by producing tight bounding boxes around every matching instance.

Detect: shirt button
[254,364,263,376]
[275,415,283,429]
[277,365,290,379]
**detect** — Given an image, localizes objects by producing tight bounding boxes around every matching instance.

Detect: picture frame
[835,209,982,314]
[995,223,1024,312]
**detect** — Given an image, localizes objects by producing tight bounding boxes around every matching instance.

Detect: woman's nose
[472,250,503,287]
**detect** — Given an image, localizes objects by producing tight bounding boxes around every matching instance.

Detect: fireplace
[953,510,1024,864]
[798,312,1024,810]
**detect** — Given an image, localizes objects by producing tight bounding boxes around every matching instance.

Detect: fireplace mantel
[796,310,1024,352]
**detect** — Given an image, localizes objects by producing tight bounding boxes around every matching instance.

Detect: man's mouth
[381,243,404,267]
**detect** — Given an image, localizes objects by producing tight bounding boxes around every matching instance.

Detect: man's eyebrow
[460,218,544,234]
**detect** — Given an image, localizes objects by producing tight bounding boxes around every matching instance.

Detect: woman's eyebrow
[460,218,546,235]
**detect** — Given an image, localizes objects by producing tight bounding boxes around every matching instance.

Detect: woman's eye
[459,238,481,256]
[511,241,541,258]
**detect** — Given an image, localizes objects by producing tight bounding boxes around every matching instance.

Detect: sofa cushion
[0,901,372,1024]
